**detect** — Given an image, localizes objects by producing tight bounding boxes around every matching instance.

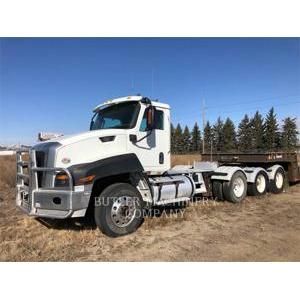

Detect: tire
[269,168,285,194]
[247,171,268,196]
[212,181,224,201]
[94,183,144,237]
[223,171,247,203]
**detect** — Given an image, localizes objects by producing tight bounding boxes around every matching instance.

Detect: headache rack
[16,149,74,217]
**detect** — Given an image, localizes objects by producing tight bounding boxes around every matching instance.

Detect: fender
[68,153,144,185]
[211,166,246,181]
[266,164,285,181]
[243,167,269,183]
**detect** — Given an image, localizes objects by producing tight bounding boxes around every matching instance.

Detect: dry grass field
[0,154,299,261]
[0,155,16,188]
[171,154,202,166]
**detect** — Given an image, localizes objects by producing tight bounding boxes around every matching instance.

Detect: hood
[34,128,129,168]
[36,129,128,147]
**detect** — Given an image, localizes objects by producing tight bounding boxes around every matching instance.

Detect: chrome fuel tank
[149,175,194,204]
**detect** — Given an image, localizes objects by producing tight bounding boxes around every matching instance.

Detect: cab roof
[93,95,170,112]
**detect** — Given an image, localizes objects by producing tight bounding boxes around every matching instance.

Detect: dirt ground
[1,180,299,261]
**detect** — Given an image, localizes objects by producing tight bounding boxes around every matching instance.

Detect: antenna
[131,73,134,95]
[151,68,154,98]
[202,98,206,154]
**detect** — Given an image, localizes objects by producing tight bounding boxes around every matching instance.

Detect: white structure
[0,150,16,156]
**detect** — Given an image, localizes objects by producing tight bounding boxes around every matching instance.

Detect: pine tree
[203,121,213,153]
[222,117,237,152]
[190,122,201,153]
[237,114,251,152]
[250,111,265,152]
[174,123,183,154]
[264,107,280,151]
[182,125,191,153]
[213,117,224,152]
[281,117,299,151]
[170,123,176,153]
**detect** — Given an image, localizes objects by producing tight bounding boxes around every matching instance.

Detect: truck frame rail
[202,152,300,183]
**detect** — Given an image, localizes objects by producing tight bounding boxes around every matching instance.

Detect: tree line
[171,107,299,154]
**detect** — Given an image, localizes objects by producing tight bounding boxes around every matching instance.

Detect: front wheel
[223,171,247,203]
[94,183,144,237]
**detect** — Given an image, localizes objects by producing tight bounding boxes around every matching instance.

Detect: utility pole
[202,98,206,154]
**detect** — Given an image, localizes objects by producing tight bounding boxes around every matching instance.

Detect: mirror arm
[131,129,153,144]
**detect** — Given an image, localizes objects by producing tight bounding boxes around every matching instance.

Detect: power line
[171,100,300,128]
[207,100,300,115]
[186,99,300,118]
[207,94,300,110]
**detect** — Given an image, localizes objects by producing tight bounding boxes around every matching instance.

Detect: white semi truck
[16,95,289,237]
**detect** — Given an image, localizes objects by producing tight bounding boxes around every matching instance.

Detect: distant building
[0,144,31,155]
[0,150,16,156]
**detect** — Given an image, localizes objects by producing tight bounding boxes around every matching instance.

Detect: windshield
[90,102,140,130]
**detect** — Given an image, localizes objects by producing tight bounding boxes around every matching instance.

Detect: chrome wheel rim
[275,172,284,189]
[233,177,245,198]
[111,196,137,228]
[256,174,266,194]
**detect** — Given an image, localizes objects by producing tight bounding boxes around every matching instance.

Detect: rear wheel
[269,168,285,194]
[248,171,268,196]
[94,183,144,237]
[223,171,247,203]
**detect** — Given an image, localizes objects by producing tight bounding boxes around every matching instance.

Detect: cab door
[130,106,170,174]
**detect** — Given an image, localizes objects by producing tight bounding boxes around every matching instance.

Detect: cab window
[140,108,164,132]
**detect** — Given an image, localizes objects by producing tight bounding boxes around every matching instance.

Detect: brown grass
[0,154,299,261]
[0,155,16,188]
[171,154,201,166]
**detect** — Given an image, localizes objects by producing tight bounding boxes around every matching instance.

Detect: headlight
[54,172,70,187]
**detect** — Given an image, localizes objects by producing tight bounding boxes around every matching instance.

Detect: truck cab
[90,96,171,174]
[16,96,174,235]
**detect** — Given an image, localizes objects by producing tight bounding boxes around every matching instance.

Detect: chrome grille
[35,151,46,167]
[21,189,31,212]
[16,151,32,212]
[35,151,47,187]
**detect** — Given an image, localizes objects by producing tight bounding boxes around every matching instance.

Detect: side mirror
[146,106,155,131]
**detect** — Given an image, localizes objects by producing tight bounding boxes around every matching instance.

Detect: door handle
[159,152,164,164]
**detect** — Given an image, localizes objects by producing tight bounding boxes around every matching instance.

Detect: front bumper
[16,150,92,219]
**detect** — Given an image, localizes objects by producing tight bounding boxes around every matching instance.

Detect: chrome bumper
[16,150,91,219]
